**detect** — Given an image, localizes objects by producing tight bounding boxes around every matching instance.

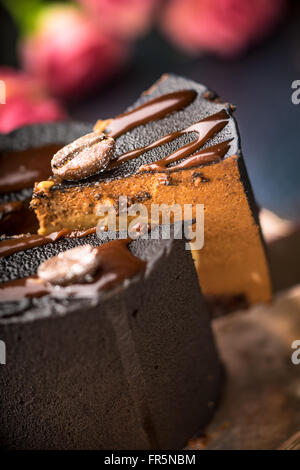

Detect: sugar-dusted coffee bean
[51,132,114,181]
[37,245,102,286]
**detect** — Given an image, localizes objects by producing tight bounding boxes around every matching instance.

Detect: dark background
[1,2,300,220]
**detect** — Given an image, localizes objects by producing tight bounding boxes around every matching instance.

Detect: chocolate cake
[0,122,90,235]
[0,224,222,449]
[31,74,272,306]
[0,73,273,449]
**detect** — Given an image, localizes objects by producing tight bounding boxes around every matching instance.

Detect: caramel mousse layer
[31,156,271,304]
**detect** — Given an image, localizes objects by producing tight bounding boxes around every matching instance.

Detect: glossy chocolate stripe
[0,144,62,193]
[106,90,197,139]
[0,201,23,216]
[0,275,51,300]
[153,139,233,172]
[108,110,229,170]
[139,111,228,172]
[0,239,145,301]
[0,200,39,236]
[0,227,96,258]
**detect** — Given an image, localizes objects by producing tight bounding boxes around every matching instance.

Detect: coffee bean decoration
[51,132,115,181]
[37,245,102,286]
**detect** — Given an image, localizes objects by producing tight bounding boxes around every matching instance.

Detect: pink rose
[161,0,286,57]
[0,67,67,133]
[77,0,160,39]
[21,4,129,98]
[0,67,48,101]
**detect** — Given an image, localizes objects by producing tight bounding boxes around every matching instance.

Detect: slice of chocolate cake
[0,224,222,450]
[0,122,90,235]
[31,74,272,306]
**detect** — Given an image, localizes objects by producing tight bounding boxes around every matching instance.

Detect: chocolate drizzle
[0,227,96,258]
[0,144,62,194]
[0,201,23,216]
[138,110,230,171]
[168,140,232,171]
[2,90,231,198]
[108,109,230,171]
[0,200,39,235]
[107,90,197,139]
[0,239,145,302]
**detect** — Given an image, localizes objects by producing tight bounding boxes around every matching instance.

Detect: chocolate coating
[0,226,223,449]
[0,121,91,204]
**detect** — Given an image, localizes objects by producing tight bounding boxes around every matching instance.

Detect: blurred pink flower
[21,4,129,98]
[161,0,286,57]
[0,67,67,133]
[77,0,159,39]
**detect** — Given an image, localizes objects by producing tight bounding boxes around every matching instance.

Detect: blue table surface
[69,12,300,221]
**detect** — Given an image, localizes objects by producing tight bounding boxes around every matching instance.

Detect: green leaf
[1,0,47,36]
